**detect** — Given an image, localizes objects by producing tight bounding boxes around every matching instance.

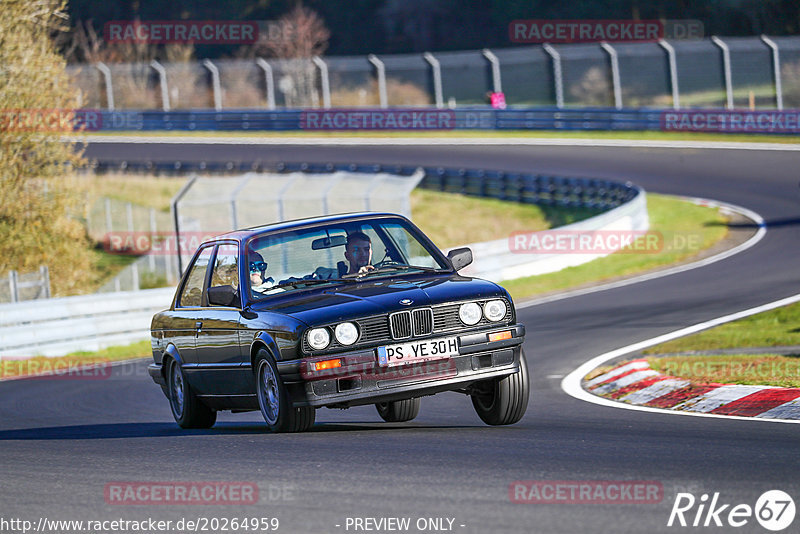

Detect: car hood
[257,274,507,325]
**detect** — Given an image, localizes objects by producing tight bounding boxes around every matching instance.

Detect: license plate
[377,336,458,367]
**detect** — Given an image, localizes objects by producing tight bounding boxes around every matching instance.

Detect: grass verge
[644,301,800,354]
[502,194,730,300]
[1,340,152,379]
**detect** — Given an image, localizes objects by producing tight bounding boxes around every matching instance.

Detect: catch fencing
[66,36,800,112]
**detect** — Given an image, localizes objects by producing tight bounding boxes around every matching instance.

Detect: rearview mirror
[311,235,347,250]
[447,247,473,271]
[208,285,238,307]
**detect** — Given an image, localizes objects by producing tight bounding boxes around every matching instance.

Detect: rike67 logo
[668,490,795,531]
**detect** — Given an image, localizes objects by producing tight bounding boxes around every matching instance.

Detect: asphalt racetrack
[1,140,799,533]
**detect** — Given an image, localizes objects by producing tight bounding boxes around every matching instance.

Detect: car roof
[210,212,409,244]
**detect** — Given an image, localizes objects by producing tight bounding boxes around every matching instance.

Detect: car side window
[210,243,239,294]
[178,246,213,307]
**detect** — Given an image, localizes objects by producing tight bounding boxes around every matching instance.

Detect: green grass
[647,353,800,388]
[82,129,800,144]
[644,301,800,354]
[411,189,598,249]
[502,193,729,300]
[87,246,140,293]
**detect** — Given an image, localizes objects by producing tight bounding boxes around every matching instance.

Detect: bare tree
[241,4,330,107]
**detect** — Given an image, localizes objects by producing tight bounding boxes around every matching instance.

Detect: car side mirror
[208,285,238,307]
[447,247,473,271]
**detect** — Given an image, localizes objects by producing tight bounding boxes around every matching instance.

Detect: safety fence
[66,36,800,111]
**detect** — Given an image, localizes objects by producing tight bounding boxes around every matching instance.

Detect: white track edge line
[517,196,766,309]
[75,135,800,151]
[561,292,800,425]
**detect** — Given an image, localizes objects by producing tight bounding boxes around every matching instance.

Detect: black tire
[167,358,217,429]
[375,398,421,422]
[471,348,530,426]
[255,349,315,433]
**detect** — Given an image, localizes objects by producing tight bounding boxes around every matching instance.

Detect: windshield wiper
[268,277,354,291]
[345,264,446,279]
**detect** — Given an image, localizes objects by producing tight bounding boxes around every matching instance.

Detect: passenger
[249,252,275,293]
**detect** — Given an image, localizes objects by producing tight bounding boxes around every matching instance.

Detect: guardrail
[0,288,173,358]
[2,165,643,358]
[84,107,662,132]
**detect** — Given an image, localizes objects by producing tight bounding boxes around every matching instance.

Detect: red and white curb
[585,358,800,419]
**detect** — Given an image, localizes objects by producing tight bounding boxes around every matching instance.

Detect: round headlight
[459,302,482,325]
[334,322,359,346]
[307,328,330,350]
[484,299,507,322]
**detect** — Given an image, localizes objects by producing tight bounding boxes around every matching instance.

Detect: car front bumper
[281,324,526,408]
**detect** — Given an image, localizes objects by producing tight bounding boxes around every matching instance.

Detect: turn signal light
[310,358,343,371]
[488,331,512,342]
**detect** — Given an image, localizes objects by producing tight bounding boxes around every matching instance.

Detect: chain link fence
[66,36,799,111]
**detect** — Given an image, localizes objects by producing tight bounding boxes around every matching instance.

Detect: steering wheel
[372,260,405,269]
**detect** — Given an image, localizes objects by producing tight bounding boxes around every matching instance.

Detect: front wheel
[167,358,216,429]
[471,348,529,426]
[375,398,421,422]
[255,350,315,433]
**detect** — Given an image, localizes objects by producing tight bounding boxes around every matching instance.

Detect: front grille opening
[390,311,412,339]
[412,308,433,336]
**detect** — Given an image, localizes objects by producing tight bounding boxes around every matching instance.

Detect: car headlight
[334,322,359,346]
[307,327,330,350]
[484,299,507,322]
[459,302,482,325]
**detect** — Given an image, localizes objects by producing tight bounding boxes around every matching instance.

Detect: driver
[344,232,375,275]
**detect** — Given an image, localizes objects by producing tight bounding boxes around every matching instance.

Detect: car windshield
[246,218,449,299]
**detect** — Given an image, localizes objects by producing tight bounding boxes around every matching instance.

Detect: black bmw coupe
[149,212,528,432]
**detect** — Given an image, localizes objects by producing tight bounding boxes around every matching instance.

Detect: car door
[194,242,251,395]
[165,244,215,391]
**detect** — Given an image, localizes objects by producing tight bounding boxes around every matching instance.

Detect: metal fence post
[423,52,444,108]
[9,271,18,303]
[150,60,171,112]
[170,174,199,275]
[132,262,140,291]
[542,44,564,108]
[255,58,276,110]
[105,197,113,235]
[40,265,51,299]
[149,207,157,272]
[761,35,784,110]
[96,62,115,111]
[711,36,733,109]
[126,202,134,237]
[658,39,680,110]
[600,42,622,109]
[312,56,331,109]
[482,49,502,94]
[202,59,223,111]
[368,54,388,108]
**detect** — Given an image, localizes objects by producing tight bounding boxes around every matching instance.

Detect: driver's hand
[357,265,375,274]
